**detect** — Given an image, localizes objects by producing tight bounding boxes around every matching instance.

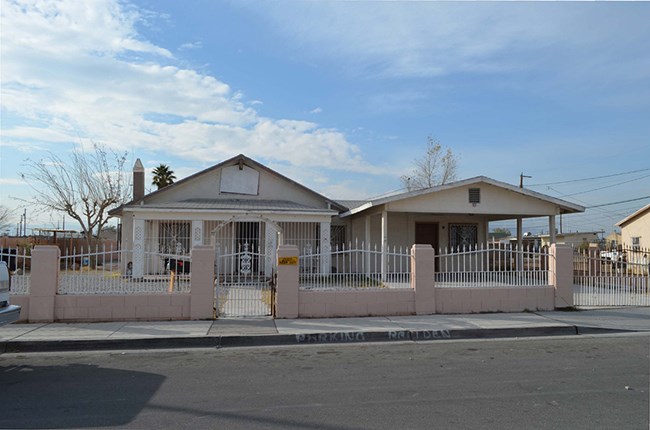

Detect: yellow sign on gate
[278,256,298,266]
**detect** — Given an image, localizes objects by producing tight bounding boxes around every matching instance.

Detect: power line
[587,195,650,208]
[528,168,650,186]
[561,174,650,197]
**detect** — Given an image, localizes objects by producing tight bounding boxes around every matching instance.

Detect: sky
[1,0,649,237]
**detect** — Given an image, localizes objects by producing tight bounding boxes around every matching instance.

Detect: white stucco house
[109,154,585,278]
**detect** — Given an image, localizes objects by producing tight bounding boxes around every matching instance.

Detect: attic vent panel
[468,188,481,204]
[220,165,260,195]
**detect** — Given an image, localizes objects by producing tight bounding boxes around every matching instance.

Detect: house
[109,154,585,278]
[506,231,601,249]
[616,203,650,250]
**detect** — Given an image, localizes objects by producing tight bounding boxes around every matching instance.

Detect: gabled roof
[110,154,346,216]
[340,176,585,217]
[616,203,650,228]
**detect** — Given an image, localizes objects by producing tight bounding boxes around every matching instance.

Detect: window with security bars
[449,224,478,249]
[158,221,191,255]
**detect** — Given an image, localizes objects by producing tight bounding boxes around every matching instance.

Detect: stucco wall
[347,212,488,250]
[298,289,415,318]
[143,161,331,210]
[388,183,560,216]
[621,210,650,249]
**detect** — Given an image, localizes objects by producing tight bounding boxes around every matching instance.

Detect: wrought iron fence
[58,245,190,295]
[299,241,411,290]
[434,244,550,288]
[0,247,31,295]
[573,246,650,306]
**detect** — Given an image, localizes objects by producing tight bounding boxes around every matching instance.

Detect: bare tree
[20,142,131,247]
[0,206,12,233]
[400,136,458,191]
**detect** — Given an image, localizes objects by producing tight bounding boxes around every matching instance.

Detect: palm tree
[152,164,176,190]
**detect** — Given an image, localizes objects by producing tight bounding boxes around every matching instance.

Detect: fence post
[28,245,60,322]
[190,246,215,320]
[588,243,600,276]
[275,245,299,318]
[549,244,574,308]
[412,244,436,315]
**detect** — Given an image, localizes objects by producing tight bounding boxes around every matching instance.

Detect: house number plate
[278,256,298,265]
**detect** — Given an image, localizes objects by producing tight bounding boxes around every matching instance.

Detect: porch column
[516,217,523,271]
[365,215,371,270]
[549,215,557,244]
[320,222,331,275]
[132,218,145,278]
[191,220,203,248]
[381,210,388,282]
[265,222,278,276]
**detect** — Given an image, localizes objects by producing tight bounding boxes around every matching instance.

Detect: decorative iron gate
[213,219,278,317]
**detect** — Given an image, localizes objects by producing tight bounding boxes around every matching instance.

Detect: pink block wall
[53,294,191,321]
[435,286,555,314]
[298,289,415,318]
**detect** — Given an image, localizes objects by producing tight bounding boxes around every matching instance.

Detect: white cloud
[179,41,202,51]
[0,0,376,177]
[309,107,322,114]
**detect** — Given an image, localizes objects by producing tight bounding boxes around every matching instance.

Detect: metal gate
[213,219,278,317]
[573,248,650,307]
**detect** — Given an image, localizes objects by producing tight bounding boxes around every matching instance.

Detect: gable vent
[468,188,481,204]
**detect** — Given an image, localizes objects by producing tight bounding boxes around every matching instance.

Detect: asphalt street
[1,335,648,429]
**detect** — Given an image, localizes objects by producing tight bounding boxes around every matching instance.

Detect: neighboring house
[507,231,601,249]
[616,203,650,250]
[109,154,584,278]
[604,231,622,250]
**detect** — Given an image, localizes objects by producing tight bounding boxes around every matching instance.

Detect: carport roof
[339,176,585,217]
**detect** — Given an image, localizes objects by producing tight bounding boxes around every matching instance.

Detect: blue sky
[1,0,649,236]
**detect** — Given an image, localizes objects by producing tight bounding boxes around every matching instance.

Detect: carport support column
[132,218,145,279]
[276,245,300,318]
[381,210,388,282]
[549,244,573,308]
[190,246,216,319]
[319,222,331,275]
[365,215,371,269]
[548,215,557,244]
[516,217,523,270]
[412,245,436,315]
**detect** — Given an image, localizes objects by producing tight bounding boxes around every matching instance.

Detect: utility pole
[519,173,532,189]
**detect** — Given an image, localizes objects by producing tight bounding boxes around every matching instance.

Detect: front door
[416,222,439,271]
[415,222,439,250]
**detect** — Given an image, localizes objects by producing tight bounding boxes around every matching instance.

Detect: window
[468,188,481,204]
[632,237,640,250]
[449,224,478,249]
[158,221,190,255]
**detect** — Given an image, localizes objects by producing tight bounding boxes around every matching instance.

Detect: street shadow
[0,363,165,429]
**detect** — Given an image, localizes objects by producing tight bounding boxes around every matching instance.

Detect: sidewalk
[1,307,648,353]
